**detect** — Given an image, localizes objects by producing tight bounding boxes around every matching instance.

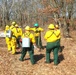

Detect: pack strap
[24,33,30,37]
[47,32,54,38]
[47,32,58,38]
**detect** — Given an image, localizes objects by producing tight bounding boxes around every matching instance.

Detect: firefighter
[55,24,61,40]
[5,25,11,51]
[10,21,16,30]
[44,24,60,65]
[19,26,36,65]
[55,24,61,52]
[31,23,44,51]
[10,22,17,54]
[13,24,22,48]
[11,36,16,54]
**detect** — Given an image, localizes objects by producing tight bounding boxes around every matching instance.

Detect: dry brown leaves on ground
[0,30,76,75]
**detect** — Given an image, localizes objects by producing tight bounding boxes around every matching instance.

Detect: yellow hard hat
[48,24,55,29]
[6,25,9,28]
[55,25,59,28]
[25,26,30,30]
[12,21,16,25]
[5,25,9,30]
[15,24,18,27]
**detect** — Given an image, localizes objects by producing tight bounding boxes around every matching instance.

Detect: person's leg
[46,43,52,63]
[58,39,62,52]
[11,36,17,54]
[17,36,21,48]
[7,41,11,51]
[11,45,16,54]
[11,39,16,54]
[46,42,56,63]
[53,47,59,65]
[6,38,11,51]
[46,50,50,63]
[35,37,41,51]
[19,48,27,61]
[28,46,35,64]
[35,37,38,47]
[38,35,43,50]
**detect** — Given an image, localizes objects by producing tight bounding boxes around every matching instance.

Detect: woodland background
[0,0,76,37]
[0,0,76,75]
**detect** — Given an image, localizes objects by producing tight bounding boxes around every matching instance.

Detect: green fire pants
[46,40,60,65]
[19,44,35,64]
[35,35,42,49]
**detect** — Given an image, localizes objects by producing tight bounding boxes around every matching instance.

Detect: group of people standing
[5,22,61,65]
[5,22,22,54]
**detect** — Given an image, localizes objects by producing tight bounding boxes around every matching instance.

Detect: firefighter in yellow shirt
[44,24,60,65]
[12,24,22,48]
[55,24,61,52]
[5,25,11,51]
[10,22,17,54]
[11,36,16,54]
[31,23,44,51]
[10,21,16,38]
[55,25,61,40]
[19,26,36,64]
[10,21,16,30]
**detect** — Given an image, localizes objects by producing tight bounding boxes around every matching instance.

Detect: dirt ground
[0,30,76,75]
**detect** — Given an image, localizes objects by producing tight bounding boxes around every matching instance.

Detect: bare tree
[40,0,75,37]
[0,0,76,37]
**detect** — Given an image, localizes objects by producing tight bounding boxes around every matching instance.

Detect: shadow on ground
[34,54,45,62]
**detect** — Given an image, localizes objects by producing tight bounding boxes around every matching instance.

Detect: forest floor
[0,29,76,75]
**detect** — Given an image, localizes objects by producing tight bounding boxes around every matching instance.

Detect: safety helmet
[15,24,18,27]
[12,21,16,25]
[5,25,9,30]
[55,25,59,28]
[48,24,55,29]
[34,23,39,27]
[6,25,9,28]
[25,26,30,30]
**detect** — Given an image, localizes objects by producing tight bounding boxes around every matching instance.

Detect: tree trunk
[63,18,70,37]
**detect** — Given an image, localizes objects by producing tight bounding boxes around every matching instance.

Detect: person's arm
[54,30,60,37]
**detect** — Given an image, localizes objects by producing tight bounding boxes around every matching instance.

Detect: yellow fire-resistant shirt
[18,27,22,36]
[44,29,60,42]
[10,25,15,36]
[4,27,11,44]
[11,27,22,38]
[22,31,35,44]
[10,25,14,30]
[31,27,44,37]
